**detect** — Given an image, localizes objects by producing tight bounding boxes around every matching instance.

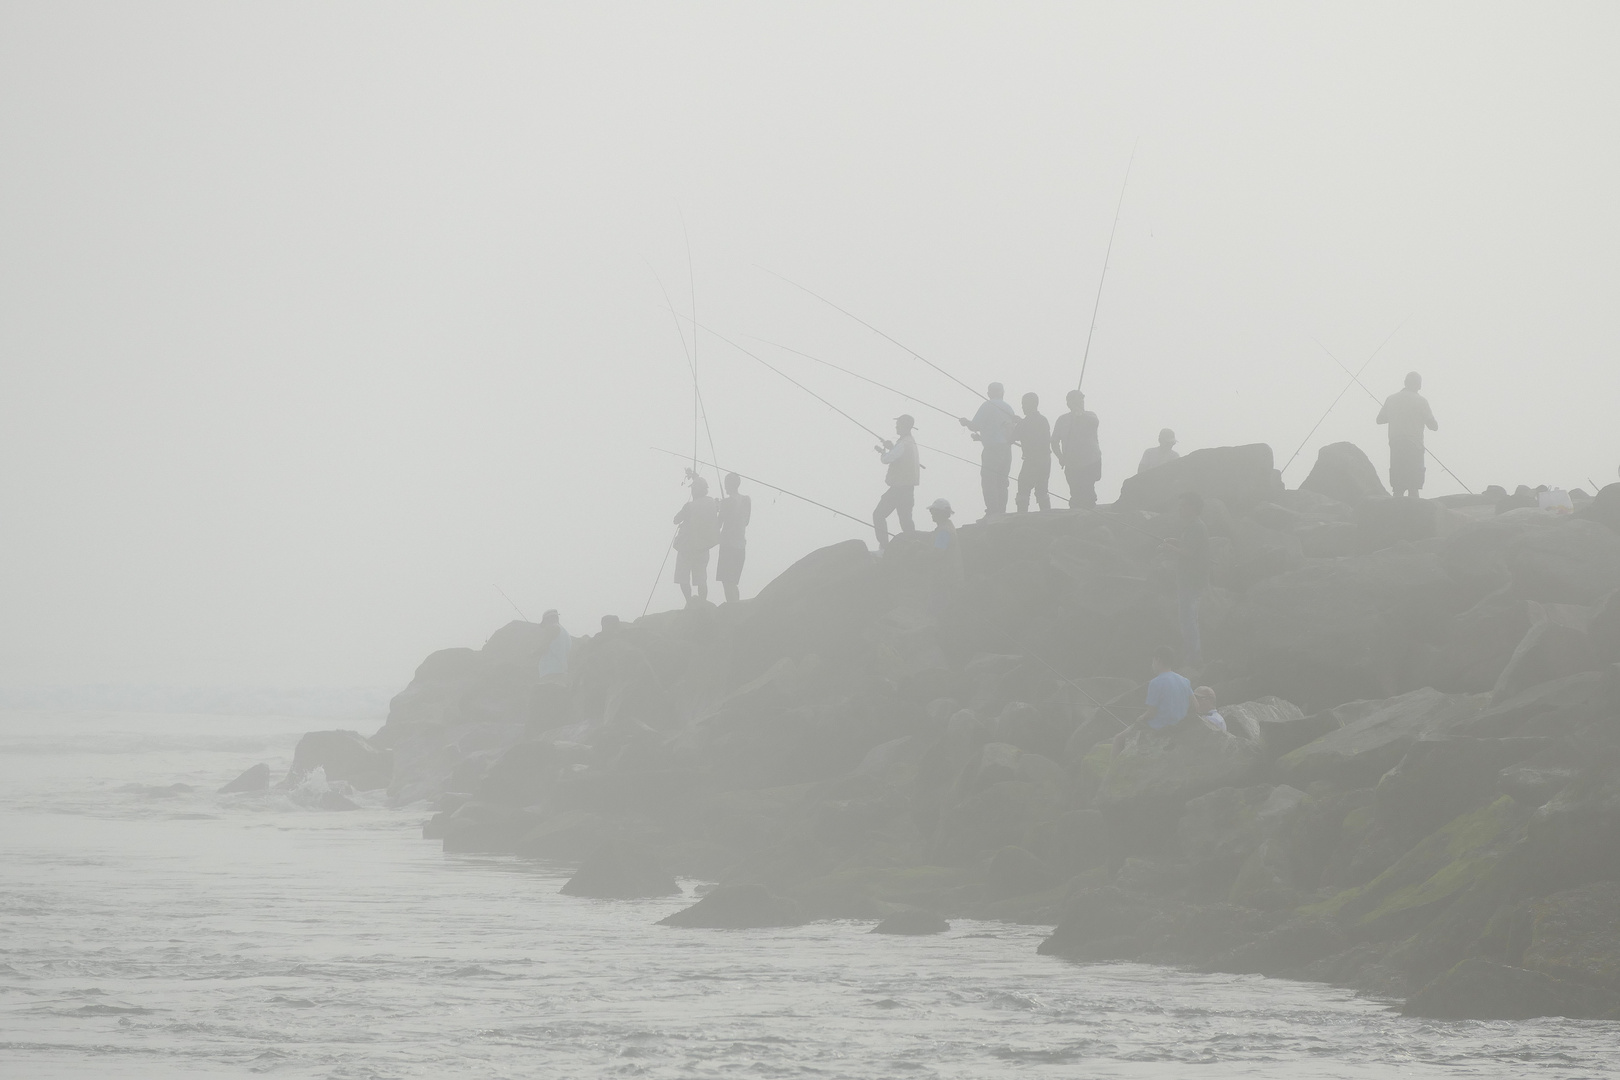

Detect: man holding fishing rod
[959,382,1019,520]
[873,414,920,551]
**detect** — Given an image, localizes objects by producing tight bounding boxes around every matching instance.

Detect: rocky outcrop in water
[321,445,1620,1020]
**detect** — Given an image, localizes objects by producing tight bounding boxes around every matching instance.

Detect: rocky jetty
[299,442,1620,1020]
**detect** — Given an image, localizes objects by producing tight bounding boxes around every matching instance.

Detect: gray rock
[1300,442,1388,505]
[1276,689,1487,789]
[287,730,394,791]
[1373,737,1546,839]
[218,763,270,794]
[1205,917,1347,977]
[985,845,1059,899]
[1096,719,1263,810]
[1507,518,1620,604]
[1522,882,1620,992]
[1355,497,1437,553]
[1403,957,1620,1020]
[1426,590,1533,692]
[1490,602,1597,703]
[560,841,680,899]
[1586,588,1620,664]
[1116,444,1282,514]
[657,883,805,929]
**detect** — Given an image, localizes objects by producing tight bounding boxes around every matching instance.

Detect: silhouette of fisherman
[1013,392,1052,512]
[1161,491,1210,669]
[959,382,1019,520]
[1138,428,1180,474]
[926,497,963,615]
[1376,372,1438,498]
[672,474,721,605]
[716,472,751,603]
[873,414,920,552]
[535,609,572,677]
[1051,389,1101,509]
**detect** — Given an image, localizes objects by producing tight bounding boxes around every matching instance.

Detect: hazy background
[2,2,1616,699]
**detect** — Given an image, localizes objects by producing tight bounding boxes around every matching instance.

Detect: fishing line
[1281,318,1408,476]
[1078,140,1137,391]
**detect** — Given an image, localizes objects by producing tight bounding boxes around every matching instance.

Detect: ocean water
[2,710,1616,1079]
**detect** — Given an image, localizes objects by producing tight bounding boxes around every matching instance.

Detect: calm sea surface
[2,709,1615,1079]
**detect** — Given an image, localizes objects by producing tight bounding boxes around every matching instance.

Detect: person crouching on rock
[672,474,721,605]
[1112,645,1194,756]
[1193,685,1227,735]
[926,497,963,616]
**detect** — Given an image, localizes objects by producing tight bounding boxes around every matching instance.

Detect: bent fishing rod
[1313,340,1474,494]
[754,267,988,403]
[1078,141,1137,391]
[649,447,869,528]
[1280,318,1409,476]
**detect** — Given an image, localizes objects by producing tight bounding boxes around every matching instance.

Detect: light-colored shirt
[1051,409,1101,470]
[1199,709,1228,735]
[1144,670,1193,729]
[537,626,571,677]
[1138,445,1180,474]
[1376,389,1438,448]
[880,434,920,487]
[967,398,1018,445]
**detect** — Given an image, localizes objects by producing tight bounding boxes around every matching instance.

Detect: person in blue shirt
[958,382,1019,520]
[1112,645,1193,755]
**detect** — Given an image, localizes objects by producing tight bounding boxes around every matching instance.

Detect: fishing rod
[494,585,529,621]
[1313,341,1474,494]
[675,313,890,443]
[1281,319,1408,476]
[1078,141,1137,391]
[640,535,676,618]
[647,264,725,493]
[755,266,987,404]
[747,336,961,423]
[650,447,870,528]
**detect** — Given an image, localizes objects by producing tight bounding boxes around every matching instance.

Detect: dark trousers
[980,443,1012,517]
[873,485,916,548]
[1017,460,1051,512]
[1064,462,1100,508]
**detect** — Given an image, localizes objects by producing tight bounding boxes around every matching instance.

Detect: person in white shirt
[873,414,920,552]
[1193,685,1227,735]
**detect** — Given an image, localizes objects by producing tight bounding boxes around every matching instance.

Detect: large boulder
[1096,717,1264,809]
[730,540,885,682]
[1300,442,1388,505]
[1226,549,1467,707]
[1116,444,1282,514]
[1426,590,1533,692]
[1404,958,1620,1020]
[1372,736,1546,839]
[1178,784,1310,890]
[1277,689,1487,789]
[657,883,805,929]
[1506,518,1620,604]
[1490,602,1597,703]
[287,730,394,791]
[1587,588,1620,665]
[218,763,270,794]
[560,840,680,899]
[1521,882,1620,992]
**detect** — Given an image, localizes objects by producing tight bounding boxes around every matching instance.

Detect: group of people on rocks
[670,471,752,605]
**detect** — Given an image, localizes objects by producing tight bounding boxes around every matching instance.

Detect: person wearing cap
[1013,391,1052,513]
[716,472,751,603]
[1138,428,1180,474]
[925,498,964,613]
[1051,389,1102,508]
[1376,372,1438,497]
[959,382,1019,519]
[873,414,921,551]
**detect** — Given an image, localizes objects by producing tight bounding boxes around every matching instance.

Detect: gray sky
[2,2,1616,692]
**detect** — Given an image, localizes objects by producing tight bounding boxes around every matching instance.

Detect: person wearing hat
[873,414,921,551]
[1376,371,1438,497]
[1138,428,1180,474]
[926,497,963,614]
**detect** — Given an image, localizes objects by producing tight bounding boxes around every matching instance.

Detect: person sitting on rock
[672,474,721,604]
[925,497,963,615]
[1137,428,1180,474]
[1111,645,1194,755]
[1192,685,1227,735]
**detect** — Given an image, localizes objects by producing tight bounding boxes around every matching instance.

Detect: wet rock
[288,730,394,791]
[871,908,950,935]
[1096,719,1263,810]
[1300,442,1388,505]
[1507,518,1620,604]
[1037,887,1180,961]
[1116,444,1282,514]
[1426,590,1533,692]
[1373,737,1547,840]
[1276,688,1486,789]
[657,883,805,929]
[985,845,1059,899]
[1498,738,1587,806]
[514,809,612,861]
[1519,761,1620,892]
[1522,882,1620,991]
[935,779,1061,861]
[441,801,540,853]
[474,741,567,808]
[1204,918,1346,977]
[560,840,680,899]
[1031,809,1110,877]
[1354,497,1437,553]
[1403,957,1620,1019]
[218,763,270,794]
[1216,697,1308,757]
[1590,588,1620,665]
[1442,671,1604,740]
[1179,784,1310,892]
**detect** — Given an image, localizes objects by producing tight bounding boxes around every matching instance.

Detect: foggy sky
[2,2,1616,693]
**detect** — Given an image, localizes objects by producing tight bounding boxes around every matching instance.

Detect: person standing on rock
[926,497,963,615]
[1376,372,1438,498]
[1051,389,1102,508]
[959,383,1019,520]
[1138,428,1180,474]
[716,472,752,603]
[536,609,571,677]
[1012,392,1052,513]
[1161,491,1210,668]
[672,474,721,605]
[1112,645,1194,755]
[873,414,920,551]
